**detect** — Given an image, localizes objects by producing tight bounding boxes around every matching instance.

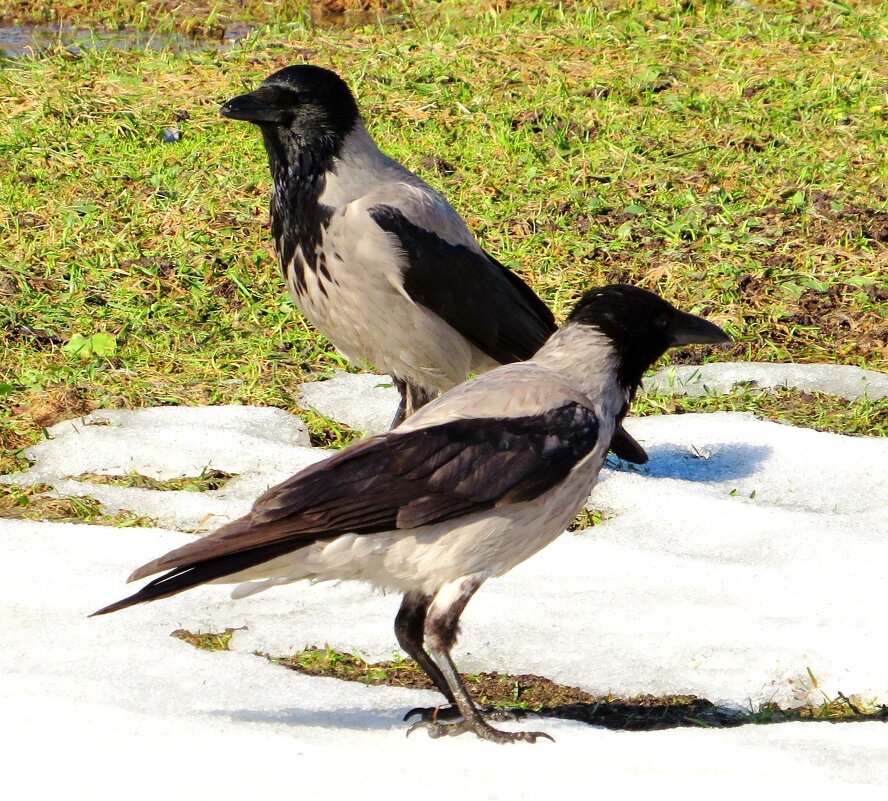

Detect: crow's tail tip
[89,598,134,617]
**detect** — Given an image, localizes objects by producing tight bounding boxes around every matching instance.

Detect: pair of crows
[95,66,730,744]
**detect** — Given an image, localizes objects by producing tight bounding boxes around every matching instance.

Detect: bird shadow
[209,697,886,734]
[536,697,887,730]
[210,706,409,732]
[608,442,771,483]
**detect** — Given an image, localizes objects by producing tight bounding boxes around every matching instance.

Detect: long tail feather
[90,537,317,616]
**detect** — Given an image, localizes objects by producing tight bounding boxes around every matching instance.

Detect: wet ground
[0,22,252,56]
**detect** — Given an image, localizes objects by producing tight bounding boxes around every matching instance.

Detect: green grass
[1,1,886,468]
[173,634,888,729]
[636,386,888,436]
[300,408,362,448]
[171,626,241,651]
[0,0,312,36]
[0,481,156,525]
[569,506,609,530]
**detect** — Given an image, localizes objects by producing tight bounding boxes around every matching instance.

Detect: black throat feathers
[262,126,338,295]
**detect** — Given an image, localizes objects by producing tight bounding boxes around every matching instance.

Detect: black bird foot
[404,704,462,723]
[404,704,529,724]
[406,715,554,744]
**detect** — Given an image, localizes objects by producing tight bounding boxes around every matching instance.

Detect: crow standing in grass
[219,64,646,462]
[94,285,730,744]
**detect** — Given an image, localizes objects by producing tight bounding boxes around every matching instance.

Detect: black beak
[670,310,732,346]
[220,87,288,124]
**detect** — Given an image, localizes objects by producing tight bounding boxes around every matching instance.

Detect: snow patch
[298,370,400,433]
[645,362,887,401]
[1,405,320,530]
[2,376,888,792]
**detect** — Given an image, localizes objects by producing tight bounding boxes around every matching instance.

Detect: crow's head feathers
[567,284,730,392]
[220,64,360,157]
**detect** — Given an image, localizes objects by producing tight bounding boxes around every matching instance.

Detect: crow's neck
[262,127,340,294]
[533,324,640,422]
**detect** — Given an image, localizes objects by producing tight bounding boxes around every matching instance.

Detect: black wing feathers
[92,403,599,615]
[368,205,647,467]
[253,402,598,534]
[485,248,557,337]
[368,205,556,362]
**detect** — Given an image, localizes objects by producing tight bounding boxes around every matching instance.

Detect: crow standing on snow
[219,64,646,462]
[93,285,730,744]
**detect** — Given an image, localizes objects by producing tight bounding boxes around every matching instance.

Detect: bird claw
[404,704,529,723]
[404,704,462,723]
[406,715,554,744]
[405,718,460,739]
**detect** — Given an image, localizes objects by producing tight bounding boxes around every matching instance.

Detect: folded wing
[92,402,600,615]
[366,202,645,465]
[368,204,556,362]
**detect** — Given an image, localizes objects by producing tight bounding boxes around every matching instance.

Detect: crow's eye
[654,313,669,329]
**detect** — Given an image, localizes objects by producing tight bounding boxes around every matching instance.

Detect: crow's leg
[397,595,521,724]
[406,576,553,744]
[395,592,524,723]
[390,379,438,430]
[395,592,458,720]
[405,382,437,418]
[390,377,409,429]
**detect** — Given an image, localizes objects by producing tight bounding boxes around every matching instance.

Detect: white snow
[298,370,400,433]
[3,366,888,795]
[1,405,321,531]
[645,361,888,400]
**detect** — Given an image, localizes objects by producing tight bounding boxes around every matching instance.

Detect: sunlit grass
[172,634,888,729]
[1,1,885,460]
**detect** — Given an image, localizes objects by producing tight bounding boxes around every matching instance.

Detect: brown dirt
[0,0,400,36]
[267,647,745,729]
[12,384,96,429]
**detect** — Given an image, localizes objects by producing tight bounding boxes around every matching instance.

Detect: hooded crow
[93,285,729,743]
[219,64,646,463]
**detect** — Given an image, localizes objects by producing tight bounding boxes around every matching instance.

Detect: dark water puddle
[0,23,253,57]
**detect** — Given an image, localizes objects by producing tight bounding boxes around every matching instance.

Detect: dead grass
[69,467,234,491]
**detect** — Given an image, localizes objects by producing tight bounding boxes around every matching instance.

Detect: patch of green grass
[0,0,313,37]
[69,466,234,491]
[0,482,156,525]
[171,626,241,651]
[569,506,609,531]
[1,1,885,459]
[174,637,888,729]
[636,386,888,437]
[748,694,887,724]
[269,643,423,686]
[300,408,363,449]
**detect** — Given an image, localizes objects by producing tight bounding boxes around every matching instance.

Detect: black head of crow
[568,284,731,396]
[93,284,729,745]
[218,65,645,464]
[221,65,360,169]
